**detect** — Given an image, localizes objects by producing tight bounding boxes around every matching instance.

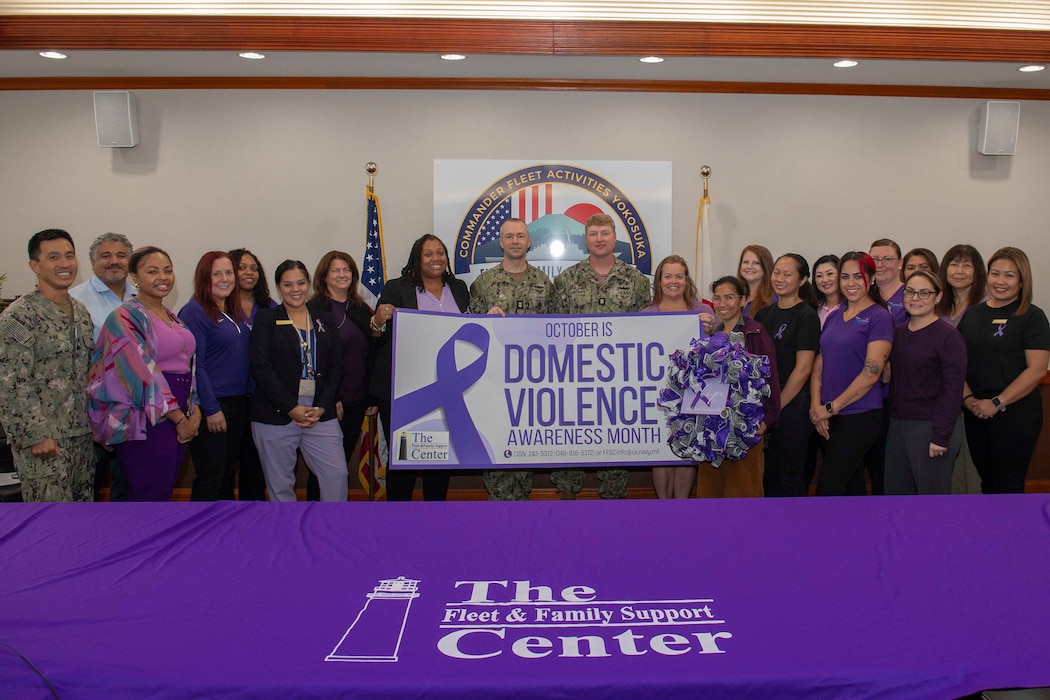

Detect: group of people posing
[0,221,1046,504]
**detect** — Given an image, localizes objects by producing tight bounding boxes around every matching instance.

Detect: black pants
[817,409,882,496]
[188,395,248,501]
[861,398,890,495]
[237,394,267,501]
[964,396,1041,494]
[763,391,813,497]
[306,398,369,501]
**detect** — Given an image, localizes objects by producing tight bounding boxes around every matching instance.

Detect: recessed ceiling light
[833,60,859,68]
[441,54,467,61]
[1018,64,1046,73]
[239,52,266,60]
[38,51,67,60]
[640,56,664,64]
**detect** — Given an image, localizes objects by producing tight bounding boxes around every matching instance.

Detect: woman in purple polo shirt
[809,252,894,496]
[885,271,966,495]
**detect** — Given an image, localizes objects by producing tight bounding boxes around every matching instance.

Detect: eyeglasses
[903,287,935,299]
[871,256,899,265]
[711,294,739,303]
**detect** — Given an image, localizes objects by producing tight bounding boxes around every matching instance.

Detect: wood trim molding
[3,75,1050,99]
[3,15,1050,62]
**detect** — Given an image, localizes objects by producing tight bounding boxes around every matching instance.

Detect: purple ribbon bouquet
[657,331,770,467]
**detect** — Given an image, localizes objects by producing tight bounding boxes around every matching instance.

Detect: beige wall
[1,89,1047,308]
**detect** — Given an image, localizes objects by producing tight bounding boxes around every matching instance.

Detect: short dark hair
[88,232,133,262]
[28,229,75,260]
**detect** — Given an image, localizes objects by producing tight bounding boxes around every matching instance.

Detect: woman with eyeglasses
[808,252,894,496]
[698,276,780,498]
[884,271,966,495]
[178,251,252,501]
[957,247,1050,494]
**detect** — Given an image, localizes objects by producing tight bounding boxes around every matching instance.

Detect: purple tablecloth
[2,496,1049,699]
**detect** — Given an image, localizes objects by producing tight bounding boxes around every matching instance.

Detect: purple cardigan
[87,298,198,446]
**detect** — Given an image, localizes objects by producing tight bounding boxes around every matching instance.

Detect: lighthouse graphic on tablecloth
[326,577,420,663]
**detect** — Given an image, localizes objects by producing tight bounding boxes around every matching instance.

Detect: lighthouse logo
[326,577,420,663]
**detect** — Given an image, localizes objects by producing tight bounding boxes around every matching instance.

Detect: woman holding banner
[369,234,469,501]
[644,255,713,498]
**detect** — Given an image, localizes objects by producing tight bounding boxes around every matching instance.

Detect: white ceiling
[3,50,1049,89]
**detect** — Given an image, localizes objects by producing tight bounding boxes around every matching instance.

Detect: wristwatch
[824,401,836,416]
[992,396,1006,413]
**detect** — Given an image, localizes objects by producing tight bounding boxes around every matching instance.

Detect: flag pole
[365,161,378,501]
[695,165,713,305]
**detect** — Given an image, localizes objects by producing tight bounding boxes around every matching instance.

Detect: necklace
[141,298,172,325]
[335,298,350,328]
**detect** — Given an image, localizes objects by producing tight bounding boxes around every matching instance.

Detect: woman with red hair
[808,252,894,496]
[179,250,252,500]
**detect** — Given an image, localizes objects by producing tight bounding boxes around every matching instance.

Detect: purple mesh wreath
[657,330,770,467]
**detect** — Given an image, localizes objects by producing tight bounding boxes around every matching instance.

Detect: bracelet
[173,415,184,426]
[962,393,974,403]
[370,317,387,332]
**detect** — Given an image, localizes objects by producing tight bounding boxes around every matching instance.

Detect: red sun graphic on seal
[563,203,604,225]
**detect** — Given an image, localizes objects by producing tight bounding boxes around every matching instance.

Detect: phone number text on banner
[389,310,700,471]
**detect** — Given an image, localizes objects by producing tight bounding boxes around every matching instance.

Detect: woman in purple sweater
[885,271,966,495]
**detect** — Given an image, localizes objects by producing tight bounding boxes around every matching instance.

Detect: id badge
[298,379,316,397]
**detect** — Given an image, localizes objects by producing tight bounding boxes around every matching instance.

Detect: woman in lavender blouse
[369,234,469,501]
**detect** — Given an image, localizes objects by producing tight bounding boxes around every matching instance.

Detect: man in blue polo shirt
[70,232,135,500]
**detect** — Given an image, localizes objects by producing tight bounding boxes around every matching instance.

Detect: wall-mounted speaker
[977,101,1020,156]
[93,91,139,148]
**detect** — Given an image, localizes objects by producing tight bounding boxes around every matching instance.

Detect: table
[2,496,1049,698]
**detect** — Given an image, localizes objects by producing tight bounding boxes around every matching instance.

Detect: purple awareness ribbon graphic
[392,323,492,465]
[775,323,787,340]
[994,323,1005,337]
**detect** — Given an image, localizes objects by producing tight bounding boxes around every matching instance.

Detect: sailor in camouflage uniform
[469,217,554,500]
[551,213,651,499]
[0,229,96,502]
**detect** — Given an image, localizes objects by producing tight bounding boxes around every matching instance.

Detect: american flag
[476,184,554,246]
[359,184,388,496]
[361,187,386,308]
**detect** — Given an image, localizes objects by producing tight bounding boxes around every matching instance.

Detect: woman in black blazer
[369,234,470,501]
[300,251,377,501]
[250,260,347,502]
